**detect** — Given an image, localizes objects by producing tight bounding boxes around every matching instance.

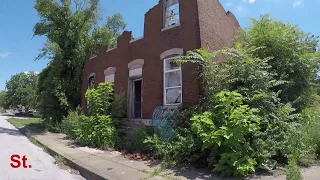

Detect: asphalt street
[0,115,86,180]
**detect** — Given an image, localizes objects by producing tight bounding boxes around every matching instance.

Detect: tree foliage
[5,72,39,111]
[33,0,126,122]
[0,90,9,109]
[62,83,118,149]
[244,14,320,110]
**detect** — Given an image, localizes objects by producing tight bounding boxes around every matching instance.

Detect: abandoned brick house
[81,0,240,125]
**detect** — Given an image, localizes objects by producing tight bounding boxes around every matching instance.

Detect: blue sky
[0,0,319,90]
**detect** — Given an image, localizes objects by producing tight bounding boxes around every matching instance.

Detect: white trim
[106,47,117,52]
[104,67,116,76]
[163,57,182,106]
[166,85,181,90]
[89,55,97,60]
[161,23,180,32]
[160,49,183,60]
[128,59,144,69]
[129,67,143,77]
[88,72,95,79]
[105,74,115,83]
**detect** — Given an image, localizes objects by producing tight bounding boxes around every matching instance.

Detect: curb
[13,126,112,180]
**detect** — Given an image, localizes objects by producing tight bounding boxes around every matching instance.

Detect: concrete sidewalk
[16,131,278,180]
[27,132,162,180]
[5,115,320,180]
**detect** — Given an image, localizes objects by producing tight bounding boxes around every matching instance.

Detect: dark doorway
[133,80,142,118]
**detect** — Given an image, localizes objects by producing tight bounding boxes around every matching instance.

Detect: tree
[33,0,126,123]
[5,72,38,112]
[243,14,320,110]
[105,13,126,46]
[0,90,9,109]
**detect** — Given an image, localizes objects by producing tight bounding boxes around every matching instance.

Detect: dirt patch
[122,151,156,161]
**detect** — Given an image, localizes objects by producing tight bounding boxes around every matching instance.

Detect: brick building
[81,0,240,123]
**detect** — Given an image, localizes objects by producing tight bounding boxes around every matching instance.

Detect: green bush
[44,120,62,133]
[75,82,117,148]
[60,82,118,149]
[288,106,320,165]
[122,127,150,153]
[189,91,260,177]
[74,115,117,148]
[144,128,203,168]
[286,155,302,180]
[61,107,82,139]
[245,14,319,111]
[86,82,114,116]
[111,95,127,127]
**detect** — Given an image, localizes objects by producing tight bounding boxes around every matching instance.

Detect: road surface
[0,115,86,180]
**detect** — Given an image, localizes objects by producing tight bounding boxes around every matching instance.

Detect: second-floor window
[164,0,180,28]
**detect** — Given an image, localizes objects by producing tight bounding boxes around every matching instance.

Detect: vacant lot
[7,118,46,133]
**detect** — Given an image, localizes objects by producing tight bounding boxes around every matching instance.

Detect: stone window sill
[161,23,180,32]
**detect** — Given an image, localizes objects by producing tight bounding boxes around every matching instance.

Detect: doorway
[131,79,142,118]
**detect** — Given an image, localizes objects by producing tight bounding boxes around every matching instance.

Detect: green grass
[8,118,47,133]
[139,168,180,180]
[54,155,67,165]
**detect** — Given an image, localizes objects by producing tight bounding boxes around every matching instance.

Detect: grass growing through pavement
[54,155,67,165]
[7,118,47,133]
[139,168,180,180]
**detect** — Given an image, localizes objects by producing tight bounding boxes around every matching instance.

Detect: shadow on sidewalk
[143,157,275,180]
[0,127,23,136]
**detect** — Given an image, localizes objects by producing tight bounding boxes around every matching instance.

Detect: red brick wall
[197,0,240,51]
[81,0,240,119]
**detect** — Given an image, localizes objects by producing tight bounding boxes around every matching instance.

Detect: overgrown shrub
[74,115,117,148]
[189,91,261,177]
[165,15,319,175]
[61,82,118,149]
[286,155,302,180]
[244,14,319,111]
[86,83,114,116]
[77,82,117,148]
[175,46,301,165]
[61,106,82,139]
[144,128,203,168]
[111,95,127,127]
[44,120,62,133]
[287,105,320,165]
[123,127,150,153]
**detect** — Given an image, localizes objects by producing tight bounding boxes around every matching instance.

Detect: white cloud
[293,0,303,7]
[243,0,255,4]
[0,52,11,58]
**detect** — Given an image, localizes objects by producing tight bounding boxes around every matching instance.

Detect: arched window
[88,73,95,89]
[160,48,183,105]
